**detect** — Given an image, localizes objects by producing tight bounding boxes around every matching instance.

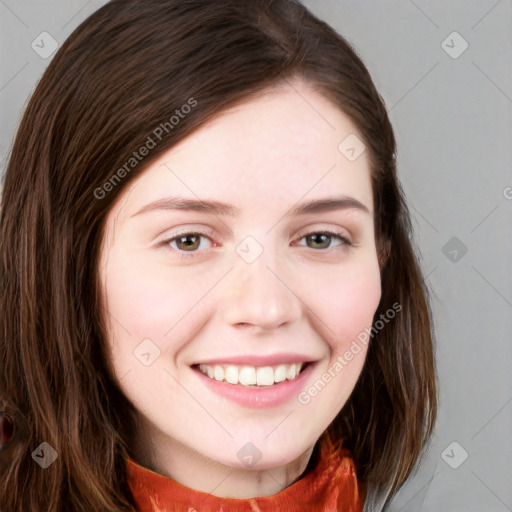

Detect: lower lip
[192,363,316,408]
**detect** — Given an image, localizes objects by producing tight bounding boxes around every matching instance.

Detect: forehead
[108,80,373,222]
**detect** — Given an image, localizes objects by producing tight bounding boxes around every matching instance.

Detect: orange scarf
[126,434,365,511]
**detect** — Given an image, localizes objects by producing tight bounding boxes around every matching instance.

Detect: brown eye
[174,234,201,251]
[163,231,214,257]
[298,230,352,250]
[306,233,332,249]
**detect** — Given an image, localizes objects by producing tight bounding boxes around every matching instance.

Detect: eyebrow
[131,195,370,218]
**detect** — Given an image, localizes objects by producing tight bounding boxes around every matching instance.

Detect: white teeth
[224,365,239,384]
[213,366,224,381]
[199,364,214,378]
[238,366,256,386]
[197,362,304,386]
[256,366,274,386]
[286,364,297,380]
[274,364,287,383]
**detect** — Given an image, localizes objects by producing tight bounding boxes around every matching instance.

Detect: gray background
[1,1,511,510]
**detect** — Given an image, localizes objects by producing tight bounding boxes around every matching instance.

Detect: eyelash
[160,229,353,260]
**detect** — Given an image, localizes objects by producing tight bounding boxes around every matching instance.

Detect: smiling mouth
[191,362,310,387]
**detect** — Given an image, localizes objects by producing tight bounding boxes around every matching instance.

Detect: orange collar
[126,435,364,512]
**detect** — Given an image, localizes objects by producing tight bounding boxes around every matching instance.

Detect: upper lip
[191,353,318,367]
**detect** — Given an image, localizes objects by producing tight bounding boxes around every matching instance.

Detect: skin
[98,78,382,498]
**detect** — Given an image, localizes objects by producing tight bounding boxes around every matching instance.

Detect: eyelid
[159,225,352,244]
[294,226,353,243]
[158,226,215,242]
[292,230,354,254]
[159,225,356,261]
[158,227,217,259]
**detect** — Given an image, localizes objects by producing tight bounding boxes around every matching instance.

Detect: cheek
[105,260,167,332]
[307,257,381,351]
[101,249,202,357]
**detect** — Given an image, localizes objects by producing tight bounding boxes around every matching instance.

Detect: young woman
[0,1,437,510]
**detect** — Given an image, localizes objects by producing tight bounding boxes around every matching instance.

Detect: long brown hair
[0,1,437,510]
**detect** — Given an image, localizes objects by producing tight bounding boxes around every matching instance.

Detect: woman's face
[98,79,381,487]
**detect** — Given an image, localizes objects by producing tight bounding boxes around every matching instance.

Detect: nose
[220,244,302,333]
